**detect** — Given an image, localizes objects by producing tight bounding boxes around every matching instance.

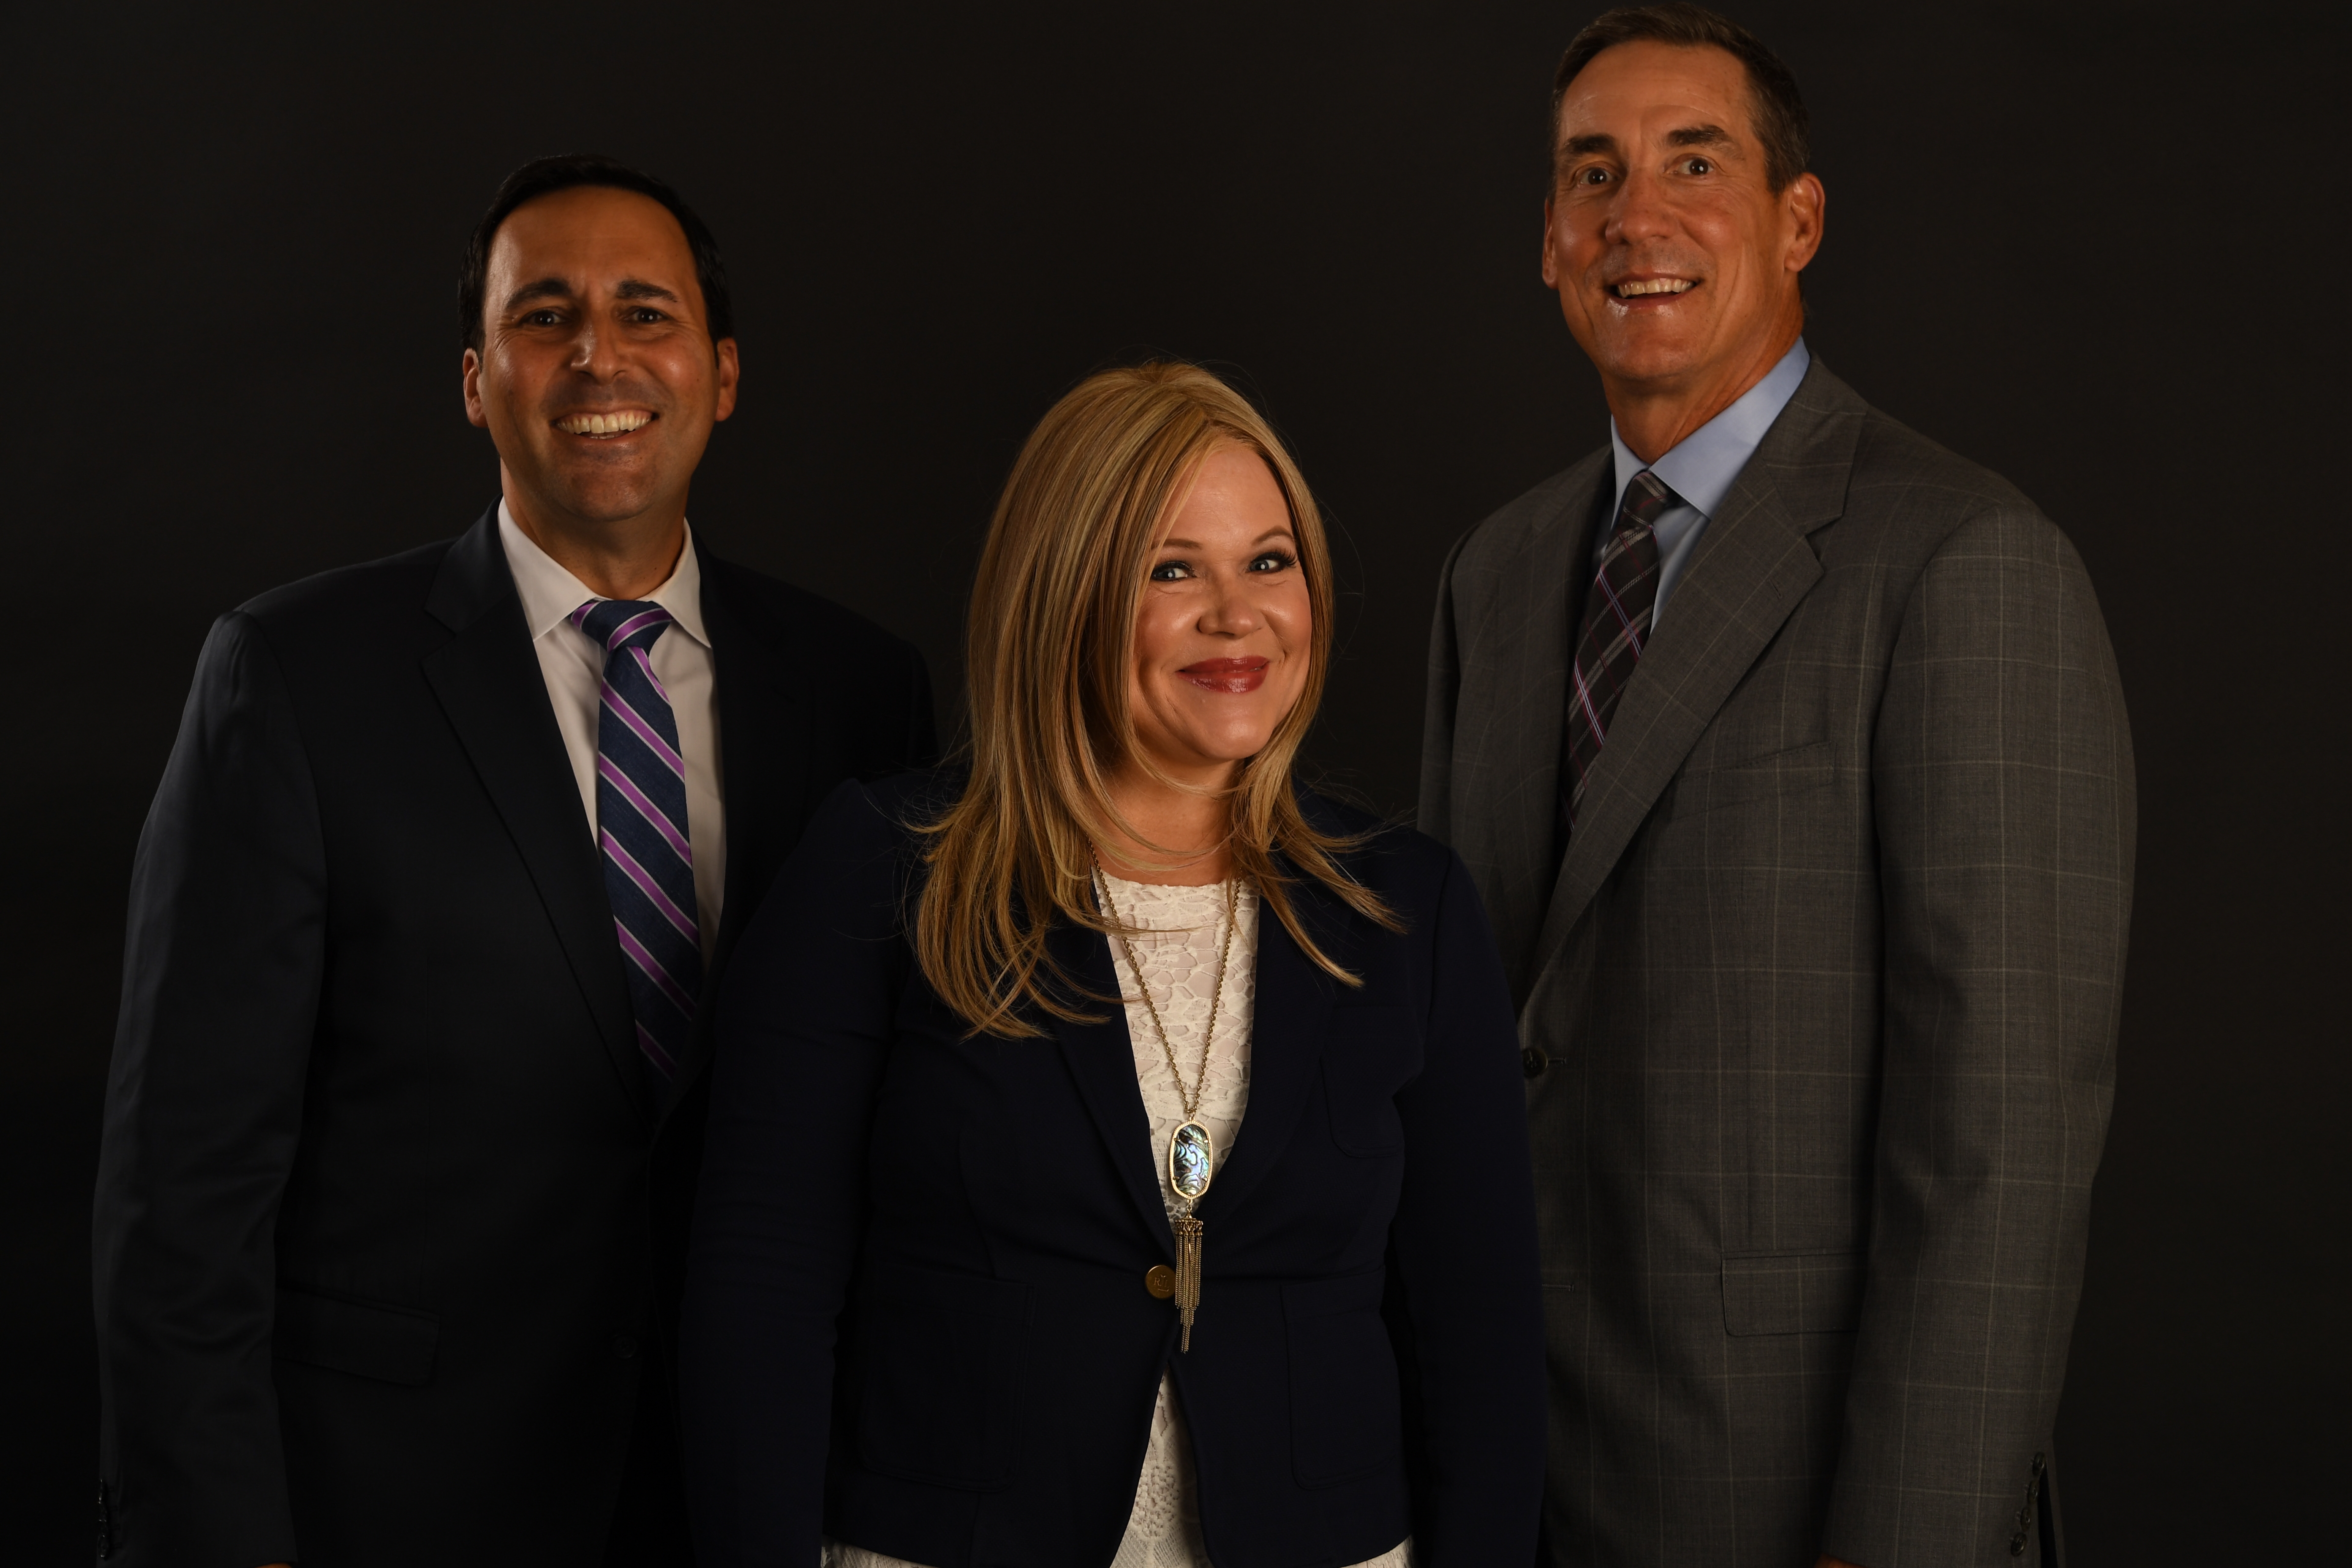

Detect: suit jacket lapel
[679,551,814,1092]
[422,509,642,1106]
[1050,921,1178,1250]
[1044,871,1341,1246]
[1198,885,1334,1224]
[1443,453,1609,1004]
[1528,363,1866,989]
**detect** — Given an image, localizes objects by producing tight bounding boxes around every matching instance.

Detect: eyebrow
[1558,123,1737,159]
[501,277,573,312]
[1157,528,1296,552]
[1666,123,1735,149]
[500,276,683,313]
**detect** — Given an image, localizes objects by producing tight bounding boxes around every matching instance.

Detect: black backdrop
[8,2,2344,1561]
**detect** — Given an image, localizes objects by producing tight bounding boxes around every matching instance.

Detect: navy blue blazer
[681,773,1544,1568]
[92,511,934,1566]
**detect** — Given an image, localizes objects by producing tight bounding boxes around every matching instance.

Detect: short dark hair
[1551,3,1810,191]
[458,153,735,352]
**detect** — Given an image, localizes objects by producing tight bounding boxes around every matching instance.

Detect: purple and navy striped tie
[572,599,701,1083]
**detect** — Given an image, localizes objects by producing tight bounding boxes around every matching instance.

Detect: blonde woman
[681,365,1542,1567]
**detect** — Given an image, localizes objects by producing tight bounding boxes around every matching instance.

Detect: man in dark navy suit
[91,155,934,1567]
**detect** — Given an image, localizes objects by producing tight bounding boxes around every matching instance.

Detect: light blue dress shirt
[1602,337,1811,630]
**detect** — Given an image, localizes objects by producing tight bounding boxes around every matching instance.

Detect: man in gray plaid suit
[1418,7,2135,1565]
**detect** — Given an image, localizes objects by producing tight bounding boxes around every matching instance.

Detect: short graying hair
[1552,3,1811,191]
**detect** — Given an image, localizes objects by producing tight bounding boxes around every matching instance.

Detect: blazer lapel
[1443,452,1609,1004]
[1527,363,1867,989]
[1050,921,1178,1250]
[1044,874,1342,1244]
[422,509,642,1106]
[1198,887,1334,1224]
[675,551,815,1092]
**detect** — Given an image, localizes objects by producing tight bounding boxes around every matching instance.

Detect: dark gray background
[8,1,2344,1560]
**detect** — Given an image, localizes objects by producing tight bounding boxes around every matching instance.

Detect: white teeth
[557,411,652,436]
[1615,278,1695,297]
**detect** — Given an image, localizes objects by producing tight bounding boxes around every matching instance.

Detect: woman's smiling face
[1124,444,1312,787]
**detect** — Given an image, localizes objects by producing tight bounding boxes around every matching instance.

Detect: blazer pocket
[273,1285,439,1385]
[1670,739,1837,821]
[1283,1269,1402,1487]
[849,1260,1032,1490]
[1320,1006,1418,1157]
[1720,1251,1866,1336]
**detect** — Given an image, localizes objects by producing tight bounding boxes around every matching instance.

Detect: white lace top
[827,874,1409,1568]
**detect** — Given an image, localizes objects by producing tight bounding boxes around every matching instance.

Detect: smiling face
[1123,445,1312,790]
[1543,40,1821,422]
[463,184,738,531]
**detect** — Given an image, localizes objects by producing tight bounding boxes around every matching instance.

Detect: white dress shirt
[498,502,726,958]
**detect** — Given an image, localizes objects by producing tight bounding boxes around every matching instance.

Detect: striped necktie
[1560,468,1671,833]
[571,598,702,1083]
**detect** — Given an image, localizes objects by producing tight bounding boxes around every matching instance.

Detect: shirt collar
[496,500,710,648]
[1610,336,1811,520]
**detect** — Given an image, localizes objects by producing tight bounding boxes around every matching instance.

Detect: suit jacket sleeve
[680,780,905,1566]
[1416,529,1473,847]
[93,612,326,1566]
[1823,507,2136,1565]
[1387,849,1547,1563]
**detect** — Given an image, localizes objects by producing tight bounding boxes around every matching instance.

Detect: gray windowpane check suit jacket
[1420,362,2134,1568]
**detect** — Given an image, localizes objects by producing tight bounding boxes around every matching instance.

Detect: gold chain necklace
[1093,857,1239,1352]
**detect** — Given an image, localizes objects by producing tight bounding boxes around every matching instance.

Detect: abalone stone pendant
[1168,1120,1215,1202]
[1167,1122,1213,1350]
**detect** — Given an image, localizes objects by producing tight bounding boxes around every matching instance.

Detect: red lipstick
[1178,656,1270,694]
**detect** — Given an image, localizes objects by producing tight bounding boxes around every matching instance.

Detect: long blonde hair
[914,362,1396,1038]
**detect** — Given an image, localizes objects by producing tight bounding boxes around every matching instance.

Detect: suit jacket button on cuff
[612,1334,640,1359]
[1145,1265,1177,1299]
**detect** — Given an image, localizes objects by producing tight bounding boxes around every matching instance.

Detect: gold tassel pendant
[1173,1211,1205,1351]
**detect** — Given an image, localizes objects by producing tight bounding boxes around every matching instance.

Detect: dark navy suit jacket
[681,774,1545,1568]
[92,509,933,1566]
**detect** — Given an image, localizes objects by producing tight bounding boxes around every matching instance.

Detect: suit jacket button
[1522,1046,1549,1078]
[1145,1265,1177,1299]
[612,1334,640,1359]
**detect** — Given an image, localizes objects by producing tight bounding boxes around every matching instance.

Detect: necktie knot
[1620,468,1674,531]
[573,599,675,656]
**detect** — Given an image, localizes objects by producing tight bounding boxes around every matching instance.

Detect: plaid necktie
[572,598,702,1083]
[1560,468,1671,833]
